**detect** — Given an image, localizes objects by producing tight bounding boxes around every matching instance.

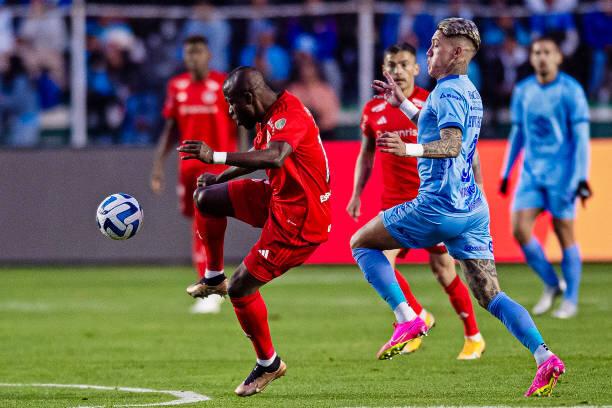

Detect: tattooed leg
[461,258,554,361]
[458,259,500,309]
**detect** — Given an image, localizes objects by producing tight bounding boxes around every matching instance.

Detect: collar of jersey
[437,74,466,84]
[261,90,288,125]
[537,73,561,88]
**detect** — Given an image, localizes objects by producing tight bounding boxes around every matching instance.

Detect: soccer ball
[96,193,143,240]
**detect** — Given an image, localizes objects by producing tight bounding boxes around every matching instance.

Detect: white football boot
[190,294,224,314]
[552,299,578,319]
[532,280,566,316]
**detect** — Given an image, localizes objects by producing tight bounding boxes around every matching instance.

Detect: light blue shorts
[381,199,494,260]
[512,176,576,220]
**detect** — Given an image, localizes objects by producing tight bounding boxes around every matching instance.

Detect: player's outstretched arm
[347,136,376,221]
[178,140,293,169]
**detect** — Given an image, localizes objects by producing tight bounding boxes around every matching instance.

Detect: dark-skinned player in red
[178,66,332,397]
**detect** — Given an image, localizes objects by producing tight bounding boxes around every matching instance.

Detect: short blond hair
[437,18,481,52]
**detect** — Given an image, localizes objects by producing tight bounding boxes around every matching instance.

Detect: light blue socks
[521,238,559,288]
[487,292,545,354]
[352,247,406,310]
[561,245,581,304]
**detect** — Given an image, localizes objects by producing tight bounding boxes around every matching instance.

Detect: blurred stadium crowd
[0,0,610,147]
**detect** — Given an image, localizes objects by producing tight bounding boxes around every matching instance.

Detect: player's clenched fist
[197,173,218,188]
[346,196,361,221]
[178,140,214,163]
[377,132,406,156]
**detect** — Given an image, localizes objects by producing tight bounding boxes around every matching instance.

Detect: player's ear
[413,62,420,76]
[244,91,254,106]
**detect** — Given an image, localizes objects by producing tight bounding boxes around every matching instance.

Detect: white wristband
[399,98,419,120]
[405,143,424,157]
[212,151,227,164]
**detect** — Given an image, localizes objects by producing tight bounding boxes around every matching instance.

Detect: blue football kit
[381,74,493,260]
[501,72,590,219]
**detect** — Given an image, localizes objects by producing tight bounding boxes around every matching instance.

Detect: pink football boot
[525,355,565,397]
[376,317,428,360]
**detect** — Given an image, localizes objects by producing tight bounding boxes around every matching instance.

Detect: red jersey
[162,71,237,152]
[360,86,429,208]
[254,91,332,245]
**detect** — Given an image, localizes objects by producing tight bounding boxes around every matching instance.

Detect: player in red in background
[347,43,485,359]
[150,35,241,314]
[178,67,331,397]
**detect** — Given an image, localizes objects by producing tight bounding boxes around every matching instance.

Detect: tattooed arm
[458,259,500,309]
[423,127,462,158]
[377,126,463,159]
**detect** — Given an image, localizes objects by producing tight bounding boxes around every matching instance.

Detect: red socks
[192,219,207,278]
[444,275,479,336]
[394,269,423,315]
[194,212,227,276]
[231,291,275,360]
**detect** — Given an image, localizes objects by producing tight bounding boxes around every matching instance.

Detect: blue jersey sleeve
[434,87,468,133]
[565,79,590,183]
[509,84,523,124]
[566,81,590,124]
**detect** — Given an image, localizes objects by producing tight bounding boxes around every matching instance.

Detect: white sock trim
[394,302,417,323]
[257,352,277,367]
[466,332,483,342]
[534,344,554,366]
[204,269,224,279]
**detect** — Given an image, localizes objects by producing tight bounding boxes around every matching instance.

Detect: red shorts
[178,161,226,217]
[228,178,320,283]
[382,200,448,258]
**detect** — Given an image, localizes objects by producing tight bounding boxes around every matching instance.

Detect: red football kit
[361,86,446,255]
[163,71,237,217]
[229,91,332,282]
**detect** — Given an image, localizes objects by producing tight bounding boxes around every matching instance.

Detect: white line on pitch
[0,383,210,407]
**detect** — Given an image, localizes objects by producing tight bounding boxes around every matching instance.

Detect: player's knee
[193,187,208,213]
[227,272,246,298]
[350,231,364,250]
[512,223,530,245]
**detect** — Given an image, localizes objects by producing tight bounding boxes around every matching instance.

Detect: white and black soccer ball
[96,193,143,240]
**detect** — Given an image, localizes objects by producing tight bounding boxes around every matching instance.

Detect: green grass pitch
[0,264,611,407]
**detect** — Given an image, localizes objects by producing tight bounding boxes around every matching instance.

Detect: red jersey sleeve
[360,102,375,139]
[268,109,309,151]
[162,80,177,120]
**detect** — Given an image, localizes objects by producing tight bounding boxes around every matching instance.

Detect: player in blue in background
[352,18,565,397]
[500,36,591,319]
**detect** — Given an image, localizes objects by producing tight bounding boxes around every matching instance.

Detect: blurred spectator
[525,0,579,56]
[181,1,231,72]
[396,0,437,52]
[382,0,437,88]
[0,1,14,57]
[582,0,612,102]
[287,0,342,98]
[19,0,68,109]
[0,54,40,147]
[239,21,290,88]
[287,55,340,139]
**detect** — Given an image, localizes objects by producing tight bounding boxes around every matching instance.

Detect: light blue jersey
[502,72,590,219]
[416,74,485,216]
[382,74,493,260]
